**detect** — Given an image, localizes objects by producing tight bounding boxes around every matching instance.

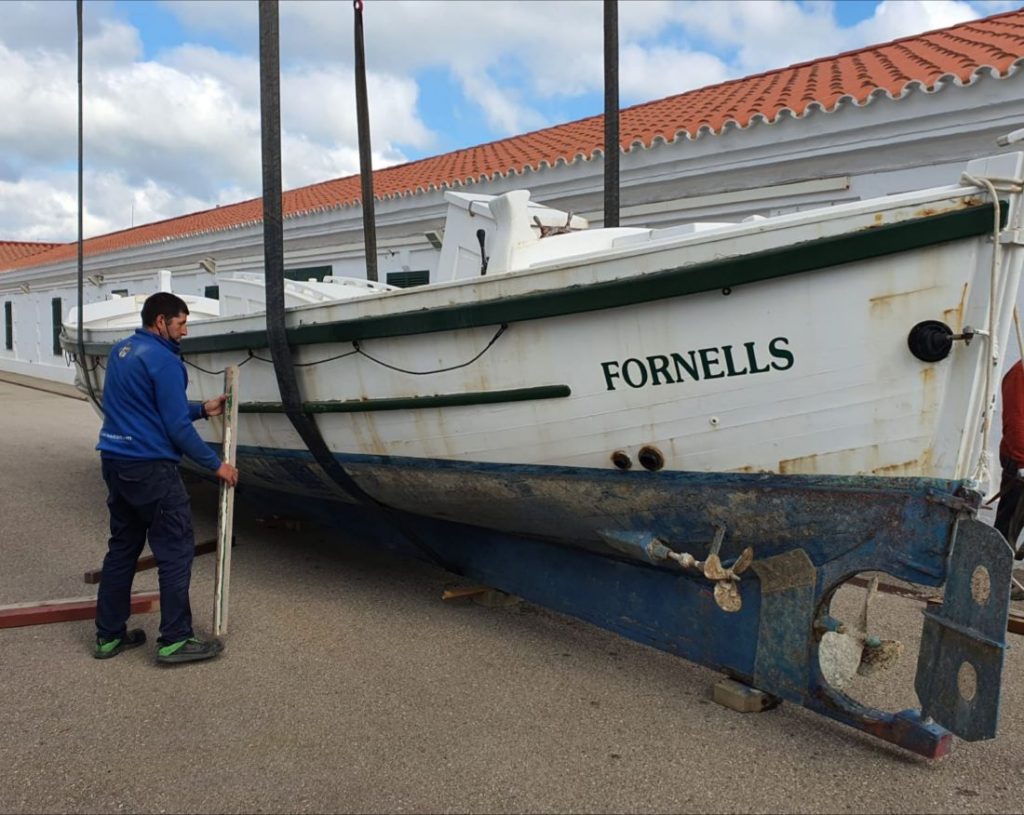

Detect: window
[4,301,11,351]
[111,288,129,297]
[284,265,332,282]
[51,297,62,356]
[387,270,429,288]
[204,285,220,300]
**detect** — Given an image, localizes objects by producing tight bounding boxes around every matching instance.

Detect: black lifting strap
[257,1,458,574]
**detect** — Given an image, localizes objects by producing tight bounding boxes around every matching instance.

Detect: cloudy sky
[0,0,1019,243]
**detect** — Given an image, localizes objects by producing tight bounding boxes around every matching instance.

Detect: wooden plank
[847,575,940,603]
[213,365,240,637]
[83,538,221,584]
[0,592,159,629]
[1007,607,1024,636]
[441,585,490,602]
[712,678,781,713]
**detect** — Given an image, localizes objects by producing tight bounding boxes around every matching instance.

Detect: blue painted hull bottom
[224,447,1012,759]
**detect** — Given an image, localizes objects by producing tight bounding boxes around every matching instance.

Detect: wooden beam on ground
[83,537,222,584]
[0,592,159,629]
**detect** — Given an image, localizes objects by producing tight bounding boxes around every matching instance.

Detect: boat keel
[233,470,1012,760]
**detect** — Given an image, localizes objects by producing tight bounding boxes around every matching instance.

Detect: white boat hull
[73,173,1023,494]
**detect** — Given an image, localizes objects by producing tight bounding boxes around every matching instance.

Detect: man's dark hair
[141,292,190,327]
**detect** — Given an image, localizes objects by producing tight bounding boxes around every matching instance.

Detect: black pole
[259,0,288,382]
[353,0,378,282]
[603,0,620,228]
[76,0,99,409]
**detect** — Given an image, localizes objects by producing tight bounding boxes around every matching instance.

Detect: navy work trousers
[96,458,196,643]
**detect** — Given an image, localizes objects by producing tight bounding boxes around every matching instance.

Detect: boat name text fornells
[599,337,794,391]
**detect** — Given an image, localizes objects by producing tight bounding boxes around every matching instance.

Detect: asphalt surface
[2,379,1024,814]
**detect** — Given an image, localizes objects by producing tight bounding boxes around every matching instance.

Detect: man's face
[154,312,188,342]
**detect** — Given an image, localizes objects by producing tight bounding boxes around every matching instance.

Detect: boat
[64,150,1024,758]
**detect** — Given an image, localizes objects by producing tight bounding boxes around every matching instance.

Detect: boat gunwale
[65,198,1002,357]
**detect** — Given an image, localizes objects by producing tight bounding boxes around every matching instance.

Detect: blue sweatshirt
[97,328,222,471]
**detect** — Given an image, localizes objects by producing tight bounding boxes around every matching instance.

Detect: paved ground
[1,378,1024,814]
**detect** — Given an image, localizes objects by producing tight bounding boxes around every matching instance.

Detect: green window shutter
[4,302,11,351]
[51,297,62,356]
[386,270,429,288]
[283,265,332,282]
[204,285,220,300]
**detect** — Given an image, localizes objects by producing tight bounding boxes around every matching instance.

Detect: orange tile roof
[4,7,1024,273]
[0,241,64,268]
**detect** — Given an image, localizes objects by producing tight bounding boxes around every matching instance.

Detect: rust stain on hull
[869,286,940,318]
[870,449,933,477]
[943,282,969,333]
[779,446,934,477]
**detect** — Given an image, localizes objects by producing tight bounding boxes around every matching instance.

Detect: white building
[2,8,1024,386]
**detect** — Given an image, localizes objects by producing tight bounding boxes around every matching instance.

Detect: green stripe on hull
[74,202,998,356]
[239,385,572,414]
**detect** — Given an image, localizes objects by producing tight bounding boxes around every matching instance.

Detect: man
[94,291,239,663]
[996,359,1024,600]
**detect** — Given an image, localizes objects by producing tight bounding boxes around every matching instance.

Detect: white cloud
[0,169,216,241]
[0,175,82,242]
[0,1,434,241]
[854,0,982,44]
[452,68,547,137]
[620,44,730,101]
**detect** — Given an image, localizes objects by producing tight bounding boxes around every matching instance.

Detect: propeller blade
[819,631,864,689]
[733,547,754,575]
[857,639,903,677]
[714,580,742,612]
[704,554,728,580]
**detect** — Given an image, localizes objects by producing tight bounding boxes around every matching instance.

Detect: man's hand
[216,462,239,487]
[203,394,228,418]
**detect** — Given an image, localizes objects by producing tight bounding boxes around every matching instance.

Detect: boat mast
[603,0,620,228]
[353,0,379,282]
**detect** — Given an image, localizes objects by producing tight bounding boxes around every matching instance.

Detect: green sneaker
[94,629,147,660]
[155,636,224,664]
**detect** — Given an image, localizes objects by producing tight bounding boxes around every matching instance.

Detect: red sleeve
[1001,361,1024,465]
